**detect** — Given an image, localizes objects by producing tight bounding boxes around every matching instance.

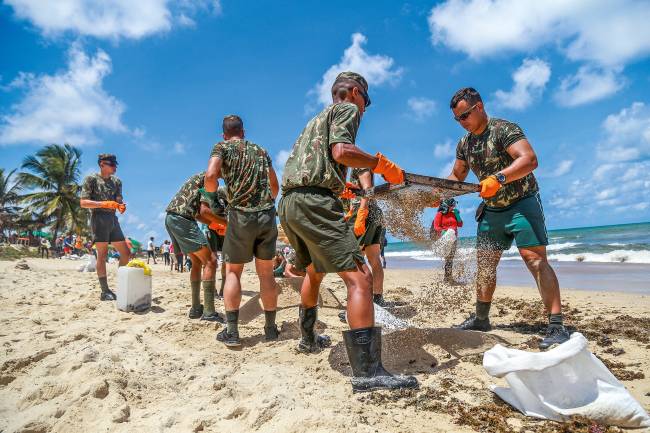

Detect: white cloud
[493,58,551,110]
[311,33,403,107]
[172,141,187,154]
[5,0,222,40]
[554,66,624,107]
[550,160,574,176]
[596,102,650,162]
[0,45,126,146]
[407,97,436,121]
[275,149,291,168]
[428,0,650,106]
[428,0,650,66]
[433,139,454,158]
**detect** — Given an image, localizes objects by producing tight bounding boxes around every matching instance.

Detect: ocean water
[385,222,650,264]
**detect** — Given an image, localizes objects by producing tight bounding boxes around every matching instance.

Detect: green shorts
[278,187,364,273]
[477,192,548,251]
[206,229,225,253]
[223,207,277,264]
[357,220,384,248]
[165,213,208,254]
[91,211,125,243]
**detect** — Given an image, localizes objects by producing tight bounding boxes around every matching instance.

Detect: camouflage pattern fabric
[212,186,229,218]
[281,102,361,195]
[456,118,539,208]
[80,173,123,213]
[165,172,205,219]
[349,168,383,224]
[210,139,274,212]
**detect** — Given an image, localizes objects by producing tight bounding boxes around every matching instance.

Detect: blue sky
[1,0,649,243]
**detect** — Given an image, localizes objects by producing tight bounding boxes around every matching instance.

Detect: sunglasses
[454,103,478,122]
[357,88,371,108]
[101,162,117,167]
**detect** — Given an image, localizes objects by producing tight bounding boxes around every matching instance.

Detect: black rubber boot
[539,324,570,350]
[188,304,204,319]
[264,324,280,341]
[98,277,116,301]
[297,306,331,353]
[342,327,419,393]
[453,314,491,331]
[216,327,240,347]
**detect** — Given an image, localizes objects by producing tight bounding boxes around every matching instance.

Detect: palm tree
[18,144,84,242]
[0,168,22,237]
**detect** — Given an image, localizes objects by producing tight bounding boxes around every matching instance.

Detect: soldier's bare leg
[519,246,561,314]
[112,241,130,267]
[338,262,374,329]
[95,242,109,278]
[300,264,325,308]
[255,258,279,340]
[364,244,384,296]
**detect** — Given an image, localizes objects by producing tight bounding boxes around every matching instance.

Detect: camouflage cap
[334,71,368,91]
[98,153,118,165]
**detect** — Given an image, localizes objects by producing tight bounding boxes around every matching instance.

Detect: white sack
[483,332,650,428]
[77,255,96,272]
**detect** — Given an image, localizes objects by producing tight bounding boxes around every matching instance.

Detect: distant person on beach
[80,153,129,301]
[278,71,417,392]
[146,237,157,264]
[63,233,73,258]
[348,168,389,307]
[204,115,280,347]
[165,171,226,322]
[445,87,569,349]
[162,240,171,265]
[272,249,287,277]
[40,237,50,259]
[431,198,463,284]
[283,247,305,278]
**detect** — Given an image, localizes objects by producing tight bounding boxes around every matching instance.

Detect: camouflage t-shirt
[80,173,123,213]
[166,172,205,219]
[282,102,361,195]
[210,139,274,212]
[349,168,383,223]
[456,118,539,208]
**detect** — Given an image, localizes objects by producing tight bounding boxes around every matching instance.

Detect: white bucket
[116,266,152,312]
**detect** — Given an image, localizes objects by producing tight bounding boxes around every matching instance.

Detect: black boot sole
[297,335,331,353]
[351,375,419,393]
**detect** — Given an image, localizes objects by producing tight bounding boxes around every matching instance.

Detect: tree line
[0,144,90,244]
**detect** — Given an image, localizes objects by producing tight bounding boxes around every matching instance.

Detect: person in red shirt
[431,198,463,284]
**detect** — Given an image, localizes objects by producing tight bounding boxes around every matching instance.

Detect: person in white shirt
[147,237,157,264]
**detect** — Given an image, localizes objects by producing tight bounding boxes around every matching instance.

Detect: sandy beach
[0,258,648,432]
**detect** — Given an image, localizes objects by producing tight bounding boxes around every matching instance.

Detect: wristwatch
[495,172,506,185]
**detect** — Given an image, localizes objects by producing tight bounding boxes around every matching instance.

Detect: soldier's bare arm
[268,166,279,199]
[331,143,379,169]
[197,202,227,226]
[205,156,223,193]
[448,159,470,182]
[357,170,372,210]
[501,139,538,183]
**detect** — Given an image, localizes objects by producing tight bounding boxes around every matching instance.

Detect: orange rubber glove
[209,222,227,235]
[117,203,126,214]
[430,198,441,208]
[344,207,355,222]
[479,176,501,198]
[339,182,357,199]
[354,207,369,237]
[372,153,404,184]
[99,200,120,210]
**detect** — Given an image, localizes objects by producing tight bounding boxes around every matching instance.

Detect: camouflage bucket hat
[334,71,371,107]
[98,153,118,165]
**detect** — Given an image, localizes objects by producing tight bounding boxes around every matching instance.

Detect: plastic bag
[483,333,650,428]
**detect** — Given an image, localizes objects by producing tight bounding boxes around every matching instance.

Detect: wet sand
[0,259,648,432]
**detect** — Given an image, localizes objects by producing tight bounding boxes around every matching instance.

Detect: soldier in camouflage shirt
[80,154,130,301]
[446,87,569,349]
[165,172,226,323]
[278,71,417,393]
[204,115,280,347]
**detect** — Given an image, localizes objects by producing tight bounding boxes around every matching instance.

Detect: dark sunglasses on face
[358,88,371,108]
[102,162,116,167]
[454,103,478,122]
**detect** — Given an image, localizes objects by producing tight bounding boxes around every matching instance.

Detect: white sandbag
[77,255,96,272]
[483,332,650,428]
